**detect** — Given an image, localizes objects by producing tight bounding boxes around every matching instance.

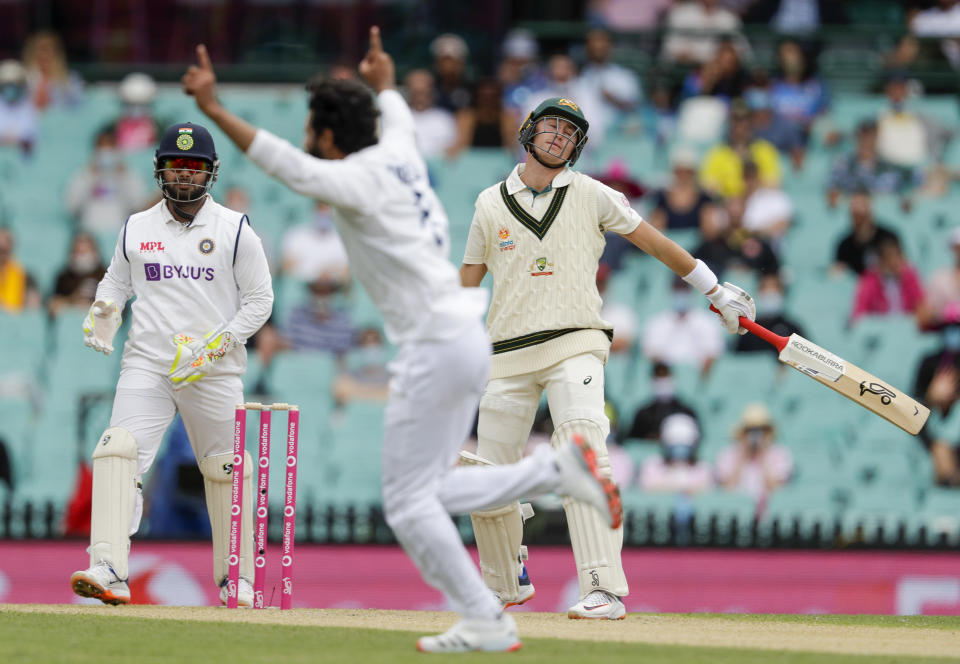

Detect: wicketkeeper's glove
[82,299,121,355]
[706,282,756,335]
[168,328,236,388]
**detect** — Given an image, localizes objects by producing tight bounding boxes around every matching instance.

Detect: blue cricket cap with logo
[156,121,218,163]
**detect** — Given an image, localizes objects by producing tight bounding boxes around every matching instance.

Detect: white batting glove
[82,300,121,355]
[706,282,756,335]
[169,328,236,388]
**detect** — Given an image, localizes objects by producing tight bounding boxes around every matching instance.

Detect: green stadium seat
[691,489,755,546]
[918,488,960,546]
[841,484,920,545]
[621,488,677,545]
[758,482,841,544]
[263,351,337,404]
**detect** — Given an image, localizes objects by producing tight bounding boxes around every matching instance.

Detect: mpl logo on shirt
[140,241,165,253]
[144,263,215,282]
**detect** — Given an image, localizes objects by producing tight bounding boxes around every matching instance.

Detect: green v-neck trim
[499,181,568,241]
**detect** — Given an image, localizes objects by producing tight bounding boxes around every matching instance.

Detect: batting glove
[169,329,236,388]
[706,282,756,335]
[82,300,121,355]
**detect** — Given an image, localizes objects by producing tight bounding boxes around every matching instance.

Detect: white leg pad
[551,419,629,598]
[459,450,534,604]
[89,427,139,580]
[200,451,254,585]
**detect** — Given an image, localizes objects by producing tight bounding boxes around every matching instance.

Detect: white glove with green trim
[169,328,236,388]
[82,300,121,355]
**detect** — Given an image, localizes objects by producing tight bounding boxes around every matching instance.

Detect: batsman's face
[159,158,211,200]
[531,116,579,165]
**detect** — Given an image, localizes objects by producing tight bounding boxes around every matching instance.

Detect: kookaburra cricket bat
[712,307,930,435]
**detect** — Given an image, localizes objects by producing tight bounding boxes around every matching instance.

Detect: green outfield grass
[2,611,958,664]
[674,613,960,631]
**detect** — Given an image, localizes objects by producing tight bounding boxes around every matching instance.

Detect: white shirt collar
[161,194,211,227]
[505,163,575,196]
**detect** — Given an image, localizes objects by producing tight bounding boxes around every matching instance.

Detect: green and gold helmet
[518,97,590,167]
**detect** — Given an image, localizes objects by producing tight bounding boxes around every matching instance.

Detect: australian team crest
[557,98,579,111]
[498,227,515,251]
[530,256,554,276]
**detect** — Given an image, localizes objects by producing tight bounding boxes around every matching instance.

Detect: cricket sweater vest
[475,171,612,379]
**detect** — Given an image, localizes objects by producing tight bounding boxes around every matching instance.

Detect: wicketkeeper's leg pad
[459,450,534,604]
[89,427,139,580]
[199,451,254,586]
[551,418,629,598]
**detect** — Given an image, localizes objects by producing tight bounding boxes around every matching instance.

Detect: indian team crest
[176,127,194,150]
[497,227,515,251]
[199,238,215,255]
[530,256,554,276]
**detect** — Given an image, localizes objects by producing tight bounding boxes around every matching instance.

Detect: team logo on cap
[176,127,194,151]
[557,98,579,111]
[199,238,215,255]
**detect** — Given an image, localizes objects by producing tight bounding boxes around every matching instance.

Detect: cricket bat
[711,307,930,435]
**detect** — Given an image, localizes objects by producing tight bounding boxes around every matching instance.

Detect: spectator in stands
[715,403,793,503]
[498,29,548,128]
[876,70,953,170]
[0,227,40,312]
[595,159,646,270]
[579,28,642,135]
[742,160,792,248]
[742,0,848,35]
[113,72,160,152]
[597,262,638,353]
[913,323,960,486]
[333,326,390,405]
[661,0,751,65]
[745,87,805,169]
[21,31,83,110]
[680,40,748,102]
[832,189,899,275]
[644,79,678,147]
[735,272,805,353]
[586,0,672,29]
[430,33,472,113]
[0,60,38,157]
[850,235,924,322]
[626,362,700,441]
[65,128,148,234]
[640,412,714,493]
[700,101,781,198]
[403,69,457,159]
[649,146,716,232]
[918,228,960,329]
[768,39,829,141]
[826,119,921,210]
[543,55,605,147]
[693,194,781,278]
[642,275,725,374]
[49,233,107,316]
[450,77,514,155]
[910,0,960,72]
[280,201,349,283]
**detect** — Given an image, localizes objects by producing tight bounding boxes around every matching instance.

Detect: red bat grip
[709,305,789,352]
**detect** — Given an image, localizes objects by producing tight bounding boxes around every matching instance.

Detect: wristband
[681,259,718,295]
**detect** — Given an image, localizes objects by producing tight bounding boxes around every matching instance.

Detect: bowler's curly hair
[306,77,379,155]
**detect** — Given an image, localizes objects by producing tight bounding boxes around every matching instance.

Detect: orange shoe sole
[70,573,130,606]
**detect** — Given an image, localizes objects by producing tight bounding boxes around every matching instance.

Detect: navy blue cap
[155,122,217,162]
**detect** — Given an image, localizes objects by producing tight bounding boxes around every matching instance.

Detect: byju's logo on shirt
[140,241,165,253]
[144,263,215,282]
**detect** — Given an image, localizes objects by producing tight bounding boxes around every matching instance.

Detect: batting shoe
[416,613,522,653]
[555,435,623,529]
[567,590,626,620]
[70,562,131,605]
[496,561,536,609]
[219,577,254,608]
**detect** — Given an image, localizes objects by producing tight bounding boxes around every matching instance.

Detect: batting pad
[89,427,138,580]
[552,419,629,598]
[200,451,253,585]
[459,450,534,604]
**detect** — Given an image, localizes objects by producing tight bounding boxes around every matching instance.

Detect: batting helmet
[518,97,590,167]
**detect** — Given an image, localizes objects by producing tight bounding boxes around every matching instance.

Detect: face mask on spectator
[71,251,99,273]
[671,292,690,313]
[314,211,335,232]
[0,83,24,103]
[95,148,120,171]
[652,377,675,399]
[745,427,766,451]
[756,292,784,316]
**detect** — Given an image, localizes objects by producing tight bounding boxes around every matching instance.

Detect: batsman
[69,122,273,606]
[460,97,756,618]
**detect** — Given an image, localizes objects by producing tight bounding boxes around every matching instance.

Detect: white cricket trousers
[381,319,566,620]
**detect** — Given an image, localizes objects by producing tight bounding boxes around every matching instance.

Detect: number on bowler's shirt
[387,162,449,251]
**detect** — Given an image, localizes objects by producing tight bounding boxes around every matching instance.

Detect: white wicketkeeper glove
[82,299,121,355]
[168,328,236,388]
[706,282,756,335]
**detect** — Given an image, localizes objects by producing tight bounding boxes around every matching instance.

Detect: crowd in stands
[5,2,960,530]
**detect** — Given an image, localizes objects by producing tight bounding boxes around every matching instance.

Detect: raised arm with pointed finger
[182,44,256,152]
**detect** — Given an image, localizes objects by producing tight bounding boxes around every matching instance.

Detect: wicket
[226,402,300,609]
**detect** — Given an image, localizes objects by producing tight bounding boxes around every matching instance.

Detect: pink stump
[253,408,271,609]
[280,407,299,610]
[226,405,247,609]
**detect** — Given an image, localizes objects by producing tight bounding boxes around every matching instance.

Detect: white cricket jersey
[246,89,486,345]
[96,196,273,376]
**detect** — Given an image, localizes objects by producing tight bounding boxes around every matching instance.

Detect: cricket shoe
[219,577,254,608]
[70,562,130,605]
[497,560,535,609]
[567,590,626,620]
[555,435,623,529]
[416,613,521,653]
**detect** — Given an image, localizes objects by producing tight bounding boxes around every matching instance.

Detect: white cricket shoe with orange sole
[70,562,131,605]
[219,577,254,608]
[567,590,626,620]
[416,613,522,653]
